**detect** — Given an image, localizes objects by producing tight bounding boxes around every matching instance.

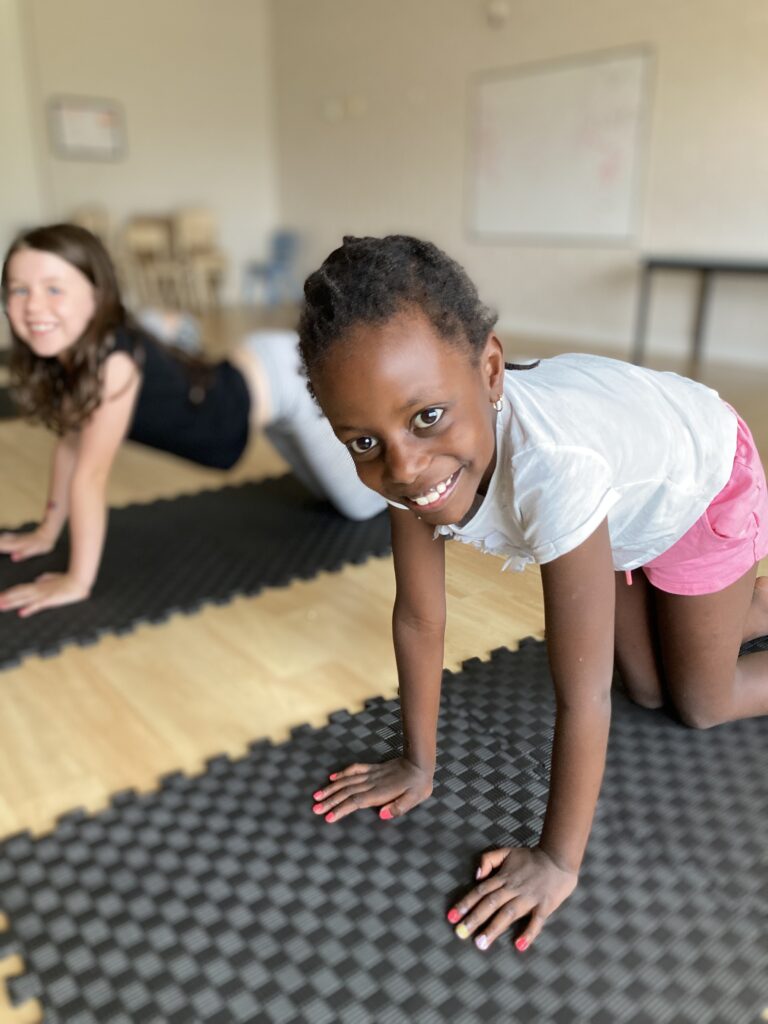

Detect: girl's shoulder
[505,351,630,378]
[101,325,150,402]
[101,347,141,404]
[504,351,721,407]
[101,325,144,400]
[108,322,147,360]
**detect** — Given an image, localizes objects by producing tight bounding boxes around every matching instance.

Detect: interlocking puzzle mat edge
[0,474,391,672]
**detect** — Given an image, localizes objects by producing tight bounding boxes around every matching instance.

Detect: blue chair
[243,230,301,306]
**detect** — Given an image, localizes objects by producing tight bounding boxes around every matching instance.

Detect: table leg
[631,263,652,365]
[691,269,713,369]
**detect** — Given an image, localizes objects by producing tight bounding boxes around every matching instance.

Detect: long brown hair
[1,223,128,433]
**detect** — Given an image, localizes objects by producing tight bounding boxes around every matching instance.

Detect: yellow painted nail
[455,923,470,940]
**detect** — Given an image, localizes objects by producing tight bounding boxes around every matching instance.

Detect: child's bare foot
[742,576,768,642]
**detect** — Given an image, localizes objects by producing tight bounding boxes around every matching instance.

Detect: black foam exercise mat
[0,475,390,670]
[1,638,766,1024]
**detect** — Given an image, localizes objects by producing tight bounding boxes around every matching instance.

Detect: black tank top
[111,325,251,470]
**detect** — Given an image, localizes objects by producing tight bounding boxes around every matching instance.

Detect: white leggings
[243,331,386,522]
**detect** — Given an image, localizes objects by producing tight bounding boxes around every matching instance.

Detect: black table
[632,255,768,367]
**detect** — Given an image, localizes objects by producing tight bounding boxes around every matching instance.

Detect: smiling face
[311,310,505,526]
[4,247,97,360]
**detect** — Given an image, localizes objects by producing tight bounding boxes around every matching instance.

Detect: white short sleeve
[512,445,621,564]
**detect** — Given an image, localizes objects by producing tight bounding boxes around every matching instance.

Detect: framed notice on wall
[48,96,126,161]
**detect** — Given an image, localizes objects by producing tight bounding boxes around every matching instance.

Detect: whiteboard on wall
[469,50,651,242]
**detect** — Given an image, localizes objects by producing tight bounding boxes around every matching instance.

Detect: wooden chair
[171,208,228,311]
[119,217,185,309]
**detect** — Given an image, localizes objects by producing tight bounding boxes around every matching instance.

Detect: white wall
[0,0,45,248]
[20,0,279,302]
[271,0,768,365]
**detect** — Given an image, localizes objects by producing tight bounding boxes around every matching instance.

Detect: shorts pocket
[703,461,759,541]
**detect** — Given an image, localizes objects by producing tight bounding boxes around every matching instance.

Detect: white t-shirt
[435,354,737,572]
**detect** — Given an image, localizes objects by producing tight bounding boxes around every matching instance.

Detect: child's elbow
[556,688,612,716]
[393,604,446,636]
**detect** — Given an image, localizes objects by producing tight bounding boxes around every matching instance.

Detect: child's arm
[392,506,448,784]
[448,518,616,951]
[0,353,140,617]
[536,519,615,871]
[312,507,446,822]
[0,431,80,560]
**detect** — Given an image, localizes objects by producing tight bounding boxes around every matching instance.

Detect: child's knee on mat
[671,683,729,729]
[615,662,664,710]
[624,681,664,711]
[668,654,757,729]
[675,701,722,730]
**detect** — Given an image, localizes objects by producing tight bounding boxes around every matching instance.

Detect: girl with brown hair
[0,224,383,616]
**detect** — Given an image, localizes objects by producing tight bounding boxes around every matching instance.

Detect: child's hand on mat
[0,528,56,562]
[447,846,578,953]
[312,757,433,823]
[0,572,90,617]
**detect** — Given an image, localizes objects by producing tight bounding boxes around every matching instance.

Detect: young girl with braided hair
[0,224,383,617]
[299,234,768,953]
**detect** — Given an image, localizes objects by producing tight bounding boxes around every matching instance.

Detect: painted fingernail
[446,908,461,924]
[475,935,489,951]
[455,923,470,940]
[325,811,336,823]
[312,803,325,814]
[515,937,529,952]
[475,867,483,879]
[313,790,324,801]
[329,773,339,781]
[379,807,393,820]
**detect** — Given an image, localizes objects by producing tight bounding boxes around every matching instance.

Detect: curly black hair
[298,235,498,381]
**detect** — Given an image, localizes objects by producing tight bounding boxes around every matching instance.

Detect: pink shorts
[641,409,768,596]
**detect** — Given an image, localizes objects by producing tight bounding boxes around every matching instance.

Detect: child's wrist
[536,841,582,876]
[403,745,436,772]
[40,502,63,533]
[37,520,61,543]
[65,570,94,596]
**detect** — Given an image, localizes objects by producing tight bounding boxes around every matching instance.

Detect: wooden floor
[0,310,766,1023]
